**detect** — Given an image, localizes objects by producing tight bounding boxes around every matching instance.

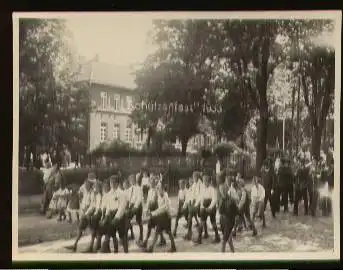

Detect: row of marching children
[64,169,266,253]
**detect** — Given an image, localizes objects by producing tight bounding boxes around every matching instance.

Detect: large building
[78,60,147,152]
[78,59,226,153]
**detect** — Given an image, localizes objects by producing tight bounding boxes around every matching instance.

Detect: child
[146,181,176,253]
[56,181,70,222]
[94,179,110,252]
[232,178,257,236]
[195,173,220,245]
[184,172,202,241]
[66,179,93,252]
[100,175,129,253]
[173,179,188,237]
[46,187,59,219]
[140,175,166,249]
[251,175,266,228]
[141,171,150,203]
[66,184,80,223]
[127,174,144,244]
[82,180,103,252]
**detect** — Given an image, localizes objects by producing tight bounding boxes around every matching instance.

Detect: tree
[209,20,287,170]
[294,20,335,159]
[19,18,88,167]
[134,20,216,155]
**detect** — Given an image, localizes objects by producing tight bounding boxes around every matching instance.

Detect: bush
[19,168,44,195]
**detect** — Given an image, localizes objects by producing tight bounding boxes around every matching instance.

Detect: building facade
[79,60,226,153]
[88,83,147,152]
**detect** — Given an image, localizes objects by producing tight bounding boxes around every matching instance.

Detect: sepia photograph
[12,11,340,261]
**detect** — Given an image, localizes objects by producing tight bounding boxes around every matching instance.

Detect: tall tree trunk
[181,137,188,157]
[256,114,268,171]
[312,124,323,160]
[295,76,301,155]
[240,133,245,177]
[290,85,296,158]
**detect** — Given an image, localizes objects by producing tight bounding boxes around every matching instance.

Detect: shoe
[184,233,191,241]
[65,245,76,252]
[203,233,209,239]
[252,230,257,236]
[158,240,167,247]
[168,247,176,252]
[212,237,220,244]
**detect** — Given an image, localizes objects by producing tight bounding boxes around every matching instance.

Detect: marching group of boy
[62,152,333,254]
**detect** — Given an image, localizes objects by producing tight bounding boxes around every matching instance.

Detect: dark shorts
[142,186,150,197]
[127,203,143,223]
[177,200,188,219]
[90,210,102,231]
[79,215,90,230]
[189,203,200,217]
[151,212,172,233]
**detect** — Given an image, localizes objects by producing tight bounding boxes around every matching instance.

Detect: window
[125,120,132,143]
[100,92,107,109]
[113,122,120,140]
[200,135,204,146]
[114,94,120,111]
[136,128,142,143]
[126,96,133,110]
[100,122,108,142]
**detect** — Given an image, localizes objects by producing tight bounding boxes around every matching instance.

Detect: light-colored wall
[89,84,148,151]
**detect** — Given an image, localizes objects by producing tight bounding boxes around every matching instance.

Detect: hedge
[18,165,195,196]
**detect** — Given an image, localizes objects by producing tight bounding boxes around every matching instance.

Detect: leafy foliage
[19,19,90,167]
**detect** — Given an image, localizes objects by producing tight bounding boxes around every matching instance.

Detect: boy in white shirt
[140,175,166,249]
[127,174,144,244]
[173,179,188,237]
[85,181,103,252]
[251,175,266,228]
[100,175,129,253]
[141,171,150,202]
[66,179,94,252]
[184,171,203,241]
[146,181,176,253]
[195,173,220,245]
[93,179,110,252]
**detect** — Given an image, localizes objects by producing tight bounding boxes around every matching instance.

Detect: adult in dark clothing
[40,161,63,215]
[293,158,309,216]
[277,158,294,213]
[261,159,277,218]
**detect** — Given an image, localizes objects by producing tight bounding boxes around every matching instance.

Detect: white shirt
[216,161,221,175]
[91,193,102,209]
[80,189,93,211]
[193,180,204,206]
[105,188,123,215]
[151,192,171,217]
[147,187,158,205]
[127,185,143,208]
[100,192,110,210]
[274,158,280,173]
[42,167,53,184]
[251,183,265,203]
[228,186,240,204]
[142,176,150,187]
[199,185,217,209]
[178,188,187,202]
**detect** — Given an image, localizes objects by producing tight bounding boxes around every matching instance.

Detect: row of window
[100,92,133,111]
[100,122,143,143]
